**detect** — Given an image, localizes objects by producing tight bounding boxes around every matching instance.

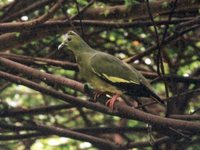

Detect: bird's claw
[106,94,120,110]
[94,92,104,100]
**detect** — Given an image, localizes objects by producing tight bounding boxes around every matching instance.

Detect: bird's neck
[71,42,95,58]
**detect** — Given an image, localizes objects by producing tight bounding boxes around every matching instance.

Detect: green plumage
[58,31,164,105]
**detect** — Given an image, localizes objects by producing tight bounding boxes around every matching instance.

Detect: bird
[58,31,165,109]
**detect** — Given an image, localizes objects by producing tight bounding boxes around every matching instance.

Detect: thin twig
[146,0,161,75]
[74,0,85,39]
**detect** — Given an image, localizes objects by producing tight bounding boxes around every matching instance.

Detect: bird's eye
[67,37,72,42]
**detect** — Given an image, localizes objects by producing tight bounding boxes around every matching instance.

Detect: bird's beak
[58,43,65,50]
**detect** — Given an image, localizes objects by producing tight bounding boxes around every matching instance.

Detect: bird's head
[58,31,87,52]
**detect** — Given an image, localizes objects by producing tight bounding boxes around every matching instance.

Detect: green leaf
[77,0,88,6]
[162,2,169,8]
[125,0,139,6]
[15,32,21,37]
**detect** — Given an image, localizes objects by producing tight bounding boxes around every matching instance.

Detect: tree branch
[125,24,200,63]
[1,0,55,22]
[0,0,63,32]
[127,136,170,148]
[81,0,200,20]
[33,123,125,149]
[0,57,83,92]
[0,104,74,117]
[1,70,200,133]
[0,52,78,70]
[0,18,193,33]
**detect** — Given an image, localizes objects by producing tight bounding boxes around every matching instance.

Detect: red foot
[106,94,120,110]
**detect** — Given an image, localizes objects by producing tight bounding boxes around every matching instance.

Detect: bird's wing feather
[90,52,164,105]
[90,53,140,85]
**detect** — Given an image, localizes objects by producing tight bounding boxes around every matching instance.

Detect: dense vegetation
[0,0,200,149]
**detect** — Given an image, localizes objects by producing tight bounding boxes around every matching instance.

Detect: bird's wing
[90,52,164,105]
[90,53,140,85]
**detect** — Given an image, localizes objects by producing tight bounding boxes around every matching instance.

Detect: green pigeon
[58,31,165,108]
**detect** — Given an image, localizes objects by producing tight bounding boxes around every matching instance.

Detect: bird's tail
[148,89,165,106]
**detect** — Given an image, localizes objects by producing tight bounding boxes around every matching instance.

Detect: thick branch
[1,70,200,133]
[0,70,109,113]
[0,57,83,92]
[115,102,200,132]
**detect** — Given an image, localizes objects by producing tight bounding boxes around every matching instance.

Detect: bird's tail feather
[149,90,165,106]
[137,83,165,106]
[113,82,165,106]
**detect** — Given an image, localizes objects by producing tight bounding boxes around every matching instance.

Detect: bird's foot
[93,91,104,102]
[106,94,120,110]
[84,84,104,102]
